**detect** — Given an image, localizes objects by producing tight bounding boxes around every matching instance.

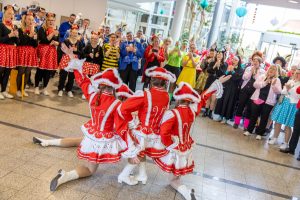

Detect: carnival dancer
[117,66,176,185]
[233,52,265,130]
[48,56,139,191]
[34,12,59,96]
[153,76,230,200]
[16,11,38,98]
[0,5,18,100]
[33,83,134,148]
[57,24,83,97]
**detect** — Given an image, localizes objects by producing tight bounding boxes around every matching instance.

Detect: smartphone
[152,49,158,53]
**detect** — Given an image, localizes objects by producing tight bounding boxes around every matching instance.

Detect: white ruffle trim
[206,79,224,99]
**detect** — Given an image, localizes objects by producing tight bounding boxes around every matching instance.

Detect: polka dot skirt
[17,46,38,67]
[0,44,17,68]
[37,44,58,70]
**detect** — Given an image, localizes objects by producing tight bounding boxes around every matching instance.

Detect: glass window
[141,14,149,23]
[151,15,168,26]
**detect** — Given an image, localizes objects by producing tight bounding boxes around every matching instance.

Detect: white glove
[64,58,85,74]
[166,136,179,151]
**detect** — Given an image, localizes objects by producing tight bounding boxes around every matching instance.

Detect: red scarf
[4,20,13,29]
[46,28,54,36]
[25,29,31,35]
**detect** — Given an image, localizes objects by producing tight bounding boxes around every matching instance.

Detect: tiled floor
[0,77,300,200]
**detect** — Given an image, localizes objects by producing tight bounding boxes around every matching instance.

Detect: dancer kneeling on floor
[47,56,139,191]
[32,83,134,148]
[153,76,230,200]
[117,66,176,185]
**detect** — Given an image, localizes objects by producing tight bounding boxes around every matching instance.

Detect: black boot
[202,108,209,117]
[208,110,213,119]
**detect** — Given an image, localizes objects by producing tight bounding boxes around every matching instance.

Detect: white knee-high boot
[50,169,79,191]
[33,137,61,147]
[135,162,148,184]
[169,175,194,200]
[118,163,138,185]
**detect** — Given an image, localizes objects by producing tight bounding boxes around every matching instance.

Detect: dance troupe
[31,43,230,199]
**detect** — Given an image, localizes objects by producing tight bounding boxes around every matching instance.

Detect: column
[170,0,187,42]
[207,0,225,48]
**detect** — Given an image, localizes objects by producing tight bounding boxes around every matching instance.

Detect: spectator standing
[176,43,200,89]
[243,65,282,140]
[215,56,243,123]
[34,7,46,29]
[102,33,120,71]
[143,35,165,89]
[58,13,76,42]
[0,5,18,100]
[119,31,144,92]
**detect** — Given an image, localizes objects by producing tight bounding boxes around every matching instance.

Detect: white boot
[33,137,61,147]
[177,185,192,200]
[118,164,138,185]
[50,169,79,191]
[135,162,147,184]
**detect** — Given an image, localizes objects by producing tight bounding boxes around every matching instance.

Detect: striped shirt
[102,43,120,71]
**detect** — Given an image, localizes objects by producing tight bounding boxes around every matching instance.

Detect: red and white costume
[154,80,223,176]
[118,67,176,158]
[72,67,128,163]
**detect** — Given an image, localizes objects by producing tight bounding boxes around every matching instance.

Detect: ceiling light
[288,0,299,3]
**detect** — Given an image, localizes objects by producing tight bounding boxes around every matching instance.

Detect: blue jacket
[58,21,71,42]
[119,41,144,71]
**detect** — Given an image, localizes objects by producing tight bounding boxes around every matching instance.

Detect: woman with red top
[143,35,165,89]
[153,76,230,200]
[117,67,176,186]
[16,11,38,98]
[49,57,135,191]
[0,5,18,100]
[34,12,59,96]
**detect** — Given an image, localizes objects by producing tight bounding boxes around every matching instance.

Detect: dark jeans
[120,64,138,92]
[17,67,32,91]
[58,70,75,92]
[247,102,273,135]
[235,88,253,118]
[34,68,52,88]
[0,67,12,92]
[288,110,300,153]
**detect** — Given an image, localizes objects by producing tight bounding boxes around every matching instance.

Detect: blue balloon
[200,0,209,9]
[236,6,247,18]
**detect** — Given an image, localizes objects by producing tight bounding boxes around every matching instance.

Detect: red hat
[145,66,176,83]
[173,82,200,103]
[116,84,134,98]
[91,68,122,89]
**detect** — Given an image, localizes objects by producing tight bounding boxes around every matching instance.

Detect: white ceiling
[244,0,300,10]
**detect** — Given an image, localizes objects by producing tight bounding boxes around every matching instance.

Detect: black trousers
[17,67,32,90]
[235,89,253,118]
[0,67,12,92]
[247,102,273,135]
[120,64,138,92]
[34,68,52,88]
[58,70,75,92]
[288,110,300,153]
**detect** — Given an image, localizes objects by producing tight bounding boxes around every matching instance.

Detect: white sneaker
[23,91,29,97]
[243,131,250,136]
[256,135,262,140]
[268,137,277,145]
[279,143,288,150]
[67,91,74,98]
[81,94,86,100]
[58,90,63,97]
[2,92,13,99]
[16,91,22,97]
[0,92,4,100]
[43,90,49,96]
[34,87,40,95]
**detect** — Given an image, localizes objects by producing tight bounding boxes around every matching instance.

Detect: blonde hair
[267,64,279,78]
[21,14,34,32]
[163,37,172,44]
